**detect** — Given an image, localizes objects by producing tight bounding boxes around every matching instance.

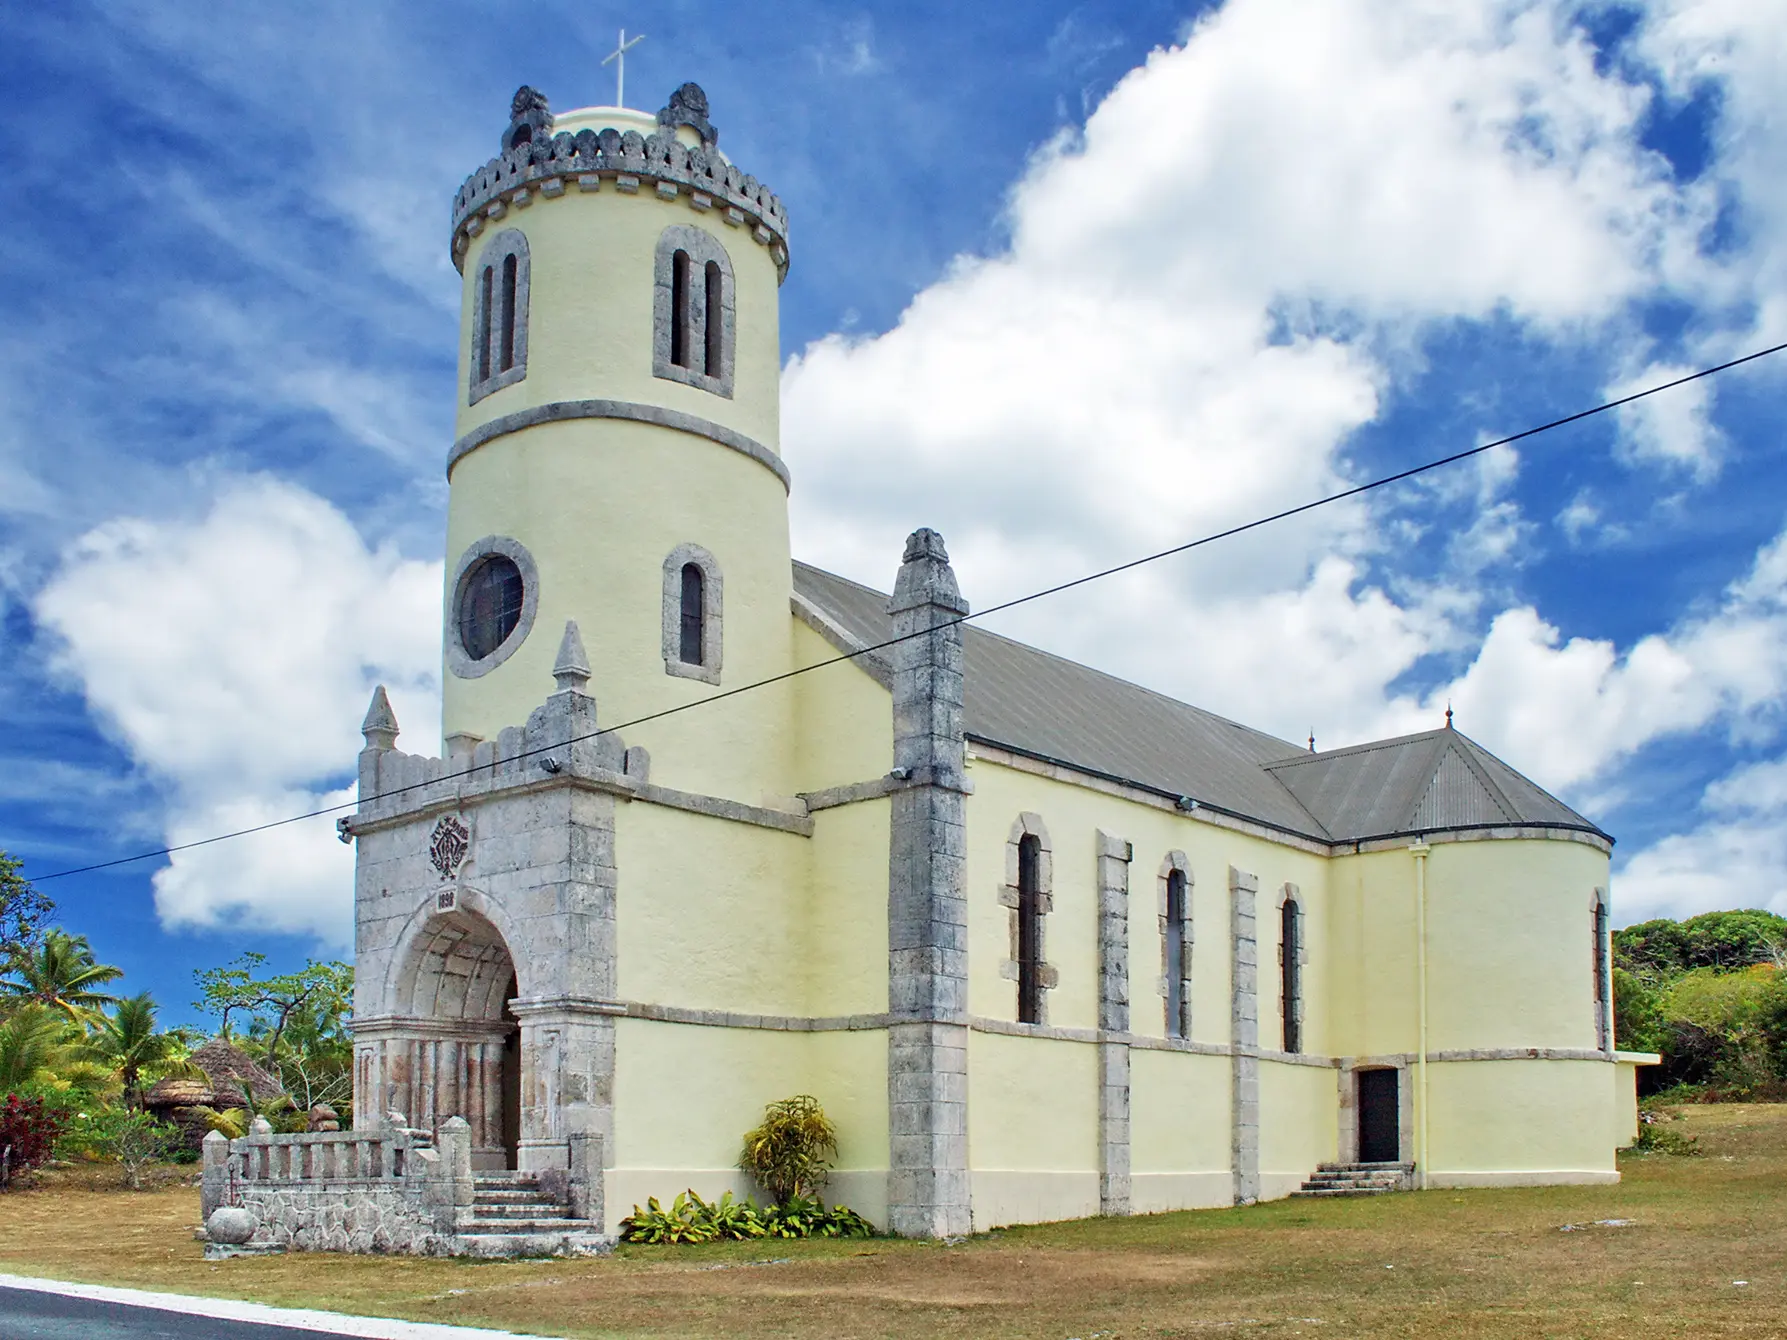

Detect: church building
[345,83,1652,1238]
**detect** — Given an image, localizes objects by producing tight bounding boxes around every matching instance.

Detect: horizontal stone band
[448,398,791,492]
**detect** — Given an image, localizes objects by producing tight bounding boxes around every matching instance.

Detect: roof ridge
[1264,725,1450,769]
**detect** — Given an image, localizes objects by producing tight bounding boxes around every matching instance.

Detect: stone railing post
[438,1116,475,1210]
[200,1130,230,1218]
[567,1132,604,1224]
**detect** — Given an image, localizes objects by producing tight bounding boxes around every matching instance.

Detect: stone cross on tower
[601,28,645,108]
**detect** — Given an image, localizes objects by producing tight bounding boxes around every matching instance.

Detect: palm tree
[0,1004,73,1090]
[1,929,124,1026]
[84,993,192,1109]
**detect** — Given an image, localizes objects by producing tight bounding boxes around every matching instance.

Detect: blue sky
[2,1,1784,1028]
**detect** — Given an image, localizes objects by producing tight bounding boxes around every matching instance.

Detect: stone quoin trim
[1157,851,1194,1039]
[468,228,530,405]
[1591,886,1612,1052]
[1275,882,1308,1054]
[1229,865,1261,1205]
[652,225,736,398]
[1000,812,1058,1025]
[661,542,723,685]
[1095,830,1133,1217]
[445,535,540,680]
[448,399,790,492]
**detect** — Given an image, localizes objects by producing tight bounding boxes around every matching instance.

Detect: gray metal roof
[791,562,1608,846]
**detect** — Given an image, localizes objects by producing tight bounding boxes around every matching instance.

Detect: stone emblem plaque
[428,815,470,882]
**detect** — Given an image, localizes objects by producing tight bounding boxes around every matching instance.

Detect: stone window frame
[661,542,723,685]
[447,535,540,680]
[1157,852,1194,1039]
[1591,886,1612,1052]
[1274,882,1308,1054]
[998,812,1058,1025]
[469,229,531,405]
[652,224,735,399]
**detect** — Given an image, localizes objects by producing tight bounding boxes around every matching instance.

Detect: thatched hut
[143,1038,287,1152]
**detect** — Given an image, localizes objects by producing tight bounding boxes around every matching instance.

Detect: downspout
[1410,839,1431,1191]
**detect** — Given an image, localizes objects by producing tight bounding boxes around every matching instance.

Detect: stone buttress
[884,528,973,1237]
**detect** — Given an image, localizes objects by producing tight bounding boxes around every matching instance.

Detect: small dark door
[1358,1068,1399,1164]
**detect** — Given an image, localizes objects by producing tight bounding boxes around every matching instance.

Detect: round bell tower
[439,83,793,795]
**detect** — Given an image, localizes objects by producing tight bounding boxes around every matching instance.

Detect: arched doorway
[392,907,521,1169]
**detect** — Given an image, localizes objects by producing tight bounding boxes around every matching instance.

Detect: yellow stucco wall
[967,1030,1099,1228]
[1259,1060,1339,1195]
[610,1017,887,1232]
[1424,1059,1618,1184]
[1128,1047,1233,1211]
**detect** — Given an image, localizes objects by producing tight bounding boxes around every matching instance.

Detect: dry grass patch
[1,1104,1783,1338]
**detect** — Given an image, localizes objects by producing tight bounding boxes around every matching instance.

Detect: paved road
[0,1284,356,1339]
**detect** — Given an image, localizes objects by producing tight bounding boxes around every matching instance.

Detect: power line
[30,340,1787,883]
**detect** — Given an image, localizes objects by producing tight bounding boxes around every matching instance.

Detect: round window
[457,555,526,660]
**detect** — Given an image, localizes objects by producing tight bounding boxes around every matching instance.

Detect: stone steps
[1292,1162,1414,1198]
[448,1171,613,1256]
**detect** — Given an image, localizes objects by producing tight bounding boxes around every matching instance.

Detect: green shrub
[1631,1116,1701,1156]
[63,1107,179,1188]
[740,1094,838,1204]
[618,1188,876,1244]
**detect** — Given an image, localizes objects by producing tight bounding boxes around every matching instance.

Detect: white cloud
[1613,756,1787,925]
[784,0,1709,760]
[34,476,441,944]
[1610,362,1725,479]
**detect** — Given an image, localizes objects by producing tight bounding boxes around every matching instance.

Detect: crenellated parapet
[449,85,790,282]
[349,623,646,833]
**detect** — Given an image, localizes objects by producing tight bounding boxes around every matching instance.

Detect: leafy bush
[760,1193,876,1239]
[1631,1110,1701,1156]
[0,1093,66,1186]
[740,1094,838,1204]
[618,1188,875,1244]
[64,1107,180,1188]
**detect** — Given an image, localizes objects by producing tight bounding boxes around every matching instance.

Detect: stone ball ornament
[206,1206,257,1246]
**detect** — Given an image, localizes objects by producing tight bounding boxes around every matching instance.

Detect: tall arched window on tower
[662,543,722,684]
[679,563,704,664]
[1279,888,1304,1054]
[654,225,734,398]
[469,229,530,405]
[1593,890,1612,1051]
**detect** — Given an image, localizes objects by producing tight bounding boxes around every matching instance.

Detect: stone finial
[552,620,592,692]
[506,85,553,154]
[657,82,718,147]
[889,527,968,616]
[249,1115,273,1137]
[361,685,399,751]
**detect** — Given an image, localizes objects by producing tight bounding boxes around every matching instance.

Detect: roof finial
[361,685,399,751]
[1308,731,1316,754]
[552,620,592,693]
[1445,701,1454,730]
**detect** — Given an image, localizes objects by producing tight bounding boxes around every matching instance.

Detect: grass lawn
[2,1104,1783,1338]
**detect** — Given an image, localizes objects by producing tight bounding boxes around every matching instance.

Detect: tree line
[0,850,353,1187]
[1613,908,1787,1098]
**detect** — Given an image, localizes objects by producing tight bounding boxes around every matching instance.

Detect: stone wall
[240,1180,450,1255]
